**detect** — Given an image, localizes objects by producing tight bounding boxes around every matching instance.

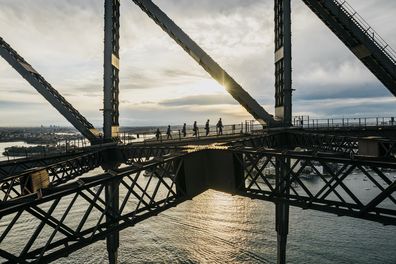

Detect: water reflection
[117,189,275,264]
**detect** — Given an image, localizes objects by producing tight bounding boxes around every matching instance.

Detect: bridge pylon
[104,0,121,263]
[274,1,292,263]
[274,0,292,126]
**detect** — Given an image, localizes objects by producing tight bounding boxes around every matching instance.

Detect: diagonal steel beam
[0,37,101,143]
[359,181,396,216]
[131,0,279,126]
[302,0,396,95]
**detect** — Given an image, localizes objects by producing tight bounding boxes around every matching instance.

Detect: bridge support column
[104,0,120,141]
[274,0,292,125]
[104,0,120,259]
[105,180,120,264]
[101,148,123,263]
[275,157,290,264]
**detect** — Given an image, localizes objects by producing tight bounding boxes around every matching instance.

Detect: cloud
[159,94,237,106]
[120,69,207,90]
[294,83,392,101]
[0,100,41,108]
[120,102,251,126]
[294,97,396,118]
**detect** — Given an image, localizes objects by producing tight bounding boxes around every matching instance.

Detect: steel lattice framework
[235,147,396,225]
[0,144,395,263]
[0,0,395,263]
[0,151,102,202]
[0,154,185,263]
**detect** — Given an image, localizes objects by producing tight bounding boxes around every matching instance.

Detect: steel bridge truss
[235,148,396,225]
[121,145,183,164]
[0,151,102,202]
[0,152,91,180]
[1,131,395,204]
[0,144,395,263]
[0,0,396,263]
[0,154,186,263]
[228,131,396,159]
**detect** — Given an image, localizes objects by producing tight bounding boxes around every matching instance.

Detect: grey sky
[0,0,395,127]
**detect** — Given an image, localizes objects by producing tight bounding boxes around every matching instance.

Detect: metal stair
[302,0,396,95]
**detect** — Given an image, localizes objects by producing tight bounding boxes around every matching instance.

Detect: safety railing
[0,121,264,160]
[1,138,92,161]
[118,121,264,145]
[6,115,395,159]
[293,116,396,130]
[333,0,396,64]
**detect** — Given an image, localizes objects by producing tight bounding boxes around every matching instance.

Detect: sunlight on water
[115,189,276,264]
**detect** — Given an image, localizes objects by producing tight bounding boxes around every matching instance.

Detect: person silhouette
[182,123,187,137]
[205,119,210,136]
[155,128,161,141]
[166,125,172,139]
[193,121,198,137]
[216,118,223,135]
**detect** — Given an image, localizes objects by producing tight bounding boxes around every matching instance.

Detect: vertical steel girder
[274,0,292,125]
[103,1,121,262]
[104,0,121,141]
[105,180,120,264]
[275,157,290,264]
[103,1,121,261]
[0,38,100,143]
[131,0,278,126]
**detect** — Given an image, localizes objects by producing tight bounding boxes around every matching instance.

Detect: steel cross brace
[0,151,102,202]
[235,148,396,225]
[0,154,186,263]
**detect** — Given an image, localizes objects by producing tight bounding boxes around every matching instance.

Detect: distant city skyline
[0,0,395,127]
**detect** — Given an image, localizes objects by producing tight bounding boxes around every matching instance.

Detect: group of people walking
[155,118,224,140]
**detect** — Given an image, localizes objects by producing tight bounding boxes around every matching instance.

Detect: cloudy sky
[0,0,395,127]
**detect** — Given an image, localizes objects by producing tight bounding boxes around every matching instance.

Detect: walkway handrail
[118,122,264,145]
[293,116,396,130]
[334,0,396,64]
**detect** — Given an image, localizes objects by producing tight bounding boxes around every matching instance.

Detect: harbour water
[0,146,395,263]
